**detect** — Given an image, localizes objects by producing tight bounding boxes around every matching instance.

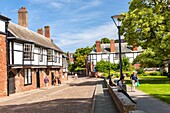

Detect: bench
[104,79,136,113]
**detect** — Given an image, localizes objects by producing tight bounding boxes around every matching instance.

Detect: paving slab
[127,85,170,113]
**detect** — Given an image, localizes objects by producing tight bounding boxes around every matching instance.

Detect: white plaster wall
[14,42,23,51]
[14,51,22,64]
[13,42,23,64]
[0,20,5,33]
[96,54,101,62]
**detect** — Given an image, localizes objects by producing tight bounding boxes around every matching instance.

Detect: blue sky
[0,0,130,52]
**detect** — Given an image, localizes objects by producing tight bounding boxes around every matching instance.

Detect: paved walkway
[127,85,170,113]
[0,75,97,113]
[93,78,119,113]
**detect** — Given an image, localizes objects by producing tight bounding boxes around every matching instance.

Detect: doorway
[36,69,40,88]
[8,72,15,94]
[51,73,54,85]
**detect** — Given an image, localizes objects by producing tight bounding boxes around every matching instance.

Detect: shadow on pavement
[0,98,92,113]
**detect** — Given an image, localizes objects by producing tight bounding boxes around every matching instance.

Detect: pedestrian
[52,77,56,86]
[130,70,138,92]
[74,73,78,79]
[57,77,61,85]
[44,76,49,87]
[117,76,137,104]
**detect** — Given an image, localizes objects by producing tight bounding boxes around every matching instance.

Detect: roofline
[0,15,11,21]
[7,36,63,53]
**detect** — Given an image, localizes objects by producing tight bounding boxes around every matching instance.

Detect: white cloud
[53,22,118,52]
[74,0,102,13]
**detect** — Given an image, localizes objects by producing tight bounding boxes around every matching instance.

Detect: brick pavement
[0,75,97,113]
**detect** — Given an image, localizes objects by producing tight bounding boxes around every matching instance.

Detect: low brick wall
[104,79,136,113]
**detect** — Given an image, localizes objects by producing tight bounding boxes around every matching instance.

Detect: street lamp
[111,15,124,77]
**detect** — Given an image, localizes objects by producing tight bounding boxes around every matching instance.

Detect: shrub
[137,67,145,74]
[149,71,162,76]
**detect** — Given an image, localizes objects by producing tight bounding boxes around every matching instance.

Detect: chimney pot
[96,40,101,52]
[37,28,43,35]
[44,26,50,38]
[18,7,28,28]
[110,39,115,52]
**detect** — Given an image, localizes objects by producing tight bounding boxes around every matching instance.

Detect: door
[8,72,15,94]
[36,70,40,88]
[51,73,54,85]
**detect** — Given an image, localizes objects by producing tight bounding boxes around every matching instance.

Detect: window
[58,53,60,63]
[24,69,32,85]
[54,51,57,63]
[24,44,34,60]
[47,49,53,61]
[115,53,119,60]
[40,48,43,62]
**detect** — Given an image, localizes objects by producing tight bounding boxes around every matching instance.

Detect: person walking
[130,71,138,92]
[52,77,56,86]
[44,76,49,87]
[74,73,78,79]
[117,76,137,104]
[57,77,61,85]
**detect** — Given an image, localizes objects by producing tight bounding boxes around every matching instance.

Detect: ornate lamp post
[111,15,124,77]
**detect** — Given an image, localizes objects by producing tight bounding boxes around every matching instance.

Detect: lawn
[126,76,170,104]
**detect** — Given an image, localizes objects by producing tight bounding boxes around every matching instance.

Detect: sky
[0,0,131,52]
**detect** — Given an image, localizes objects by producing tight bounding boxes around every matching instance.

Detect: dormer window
[24,43,34,60]
[47,49,53,61]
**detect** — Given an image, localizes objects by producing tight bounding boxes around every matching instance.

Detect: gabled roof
[8,22,63,53]
[91,42,143,53]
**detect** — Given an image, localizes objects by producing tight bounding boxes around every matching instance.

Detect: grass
[126,76,170,104]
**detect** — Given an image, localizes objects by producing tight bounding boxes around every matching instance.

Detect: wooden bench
[104,79,136,113]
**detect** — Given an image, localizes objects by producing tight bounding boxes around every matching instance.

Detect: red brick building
[0,7,66,97]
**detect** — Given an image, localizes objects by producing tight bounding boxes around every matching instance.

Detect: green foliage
[95,60,111,73]
[133,48,163,67]
[137,67,145,74]
[101,38,110,43]
[118,57,130,71]
[121,0,170,62]
[72,46,93,72]
[148,71,163,76]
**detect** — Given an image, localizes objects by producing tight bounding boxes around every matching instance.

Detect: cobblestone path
[0,76,97,113]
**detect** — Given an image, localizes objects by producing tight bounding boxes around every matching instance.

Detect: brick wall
[0,34,7,97]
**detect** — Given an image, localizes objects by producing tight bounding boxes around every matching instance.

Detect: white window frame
[24,43,34,60]
[24,68,32,85]
[40,47,43,62]
[47,49,53,61]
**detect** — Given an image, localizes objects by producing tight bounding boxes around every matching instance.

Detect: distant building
[0,7,66,97]
[67,52,74,64]
[86,40,143,76]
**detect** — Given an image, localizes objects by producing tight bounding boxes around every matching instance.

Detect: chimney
[18,7,28,27]
[37,28,43,35]
[110,39,115,52]
[96,40,101,52]
[44,26,50,38]
[133,44,138,51]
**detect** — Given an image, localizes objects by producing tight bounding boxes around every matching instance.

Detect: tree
[73,46,93,71]
[101,38,110,43]
[133,48,163,67]
[121,0,170,61]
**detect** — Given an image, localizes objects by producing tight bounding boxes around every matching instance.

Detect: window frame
[23,43,34,61]
[24,68,32,86]
[40,47,43,62]
[47,49,53,62]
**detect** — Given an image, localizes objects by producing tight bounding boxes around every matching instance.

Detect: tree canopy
[73,46,93,71]
[121,0,170,61]
[101,38,110,43]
